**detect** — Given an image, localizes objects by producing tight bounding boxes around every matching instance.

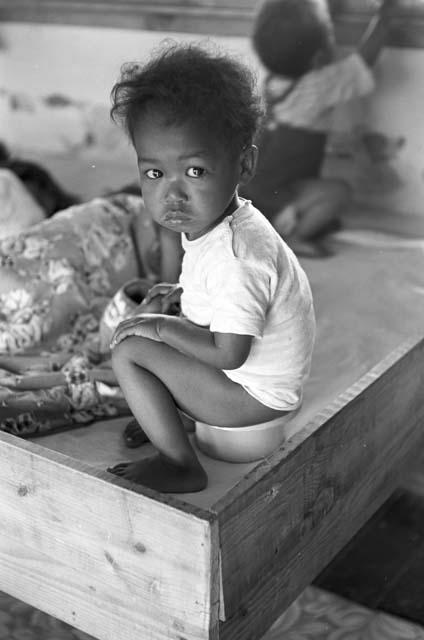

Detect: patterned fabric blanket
[0,195,156,438]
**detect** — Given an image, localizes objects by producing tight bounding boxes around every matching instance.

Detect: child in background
[241,0,394,256]
[0,142,79,218]
[107,43,316,493]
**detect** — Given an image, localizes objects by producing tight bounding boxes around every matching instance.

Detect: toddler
[107,43,316,493]
[241,0,394,256]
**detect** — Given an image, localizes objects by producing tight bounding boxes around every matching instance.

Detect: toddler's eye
[145,169,162,179]
[186,167,205,178]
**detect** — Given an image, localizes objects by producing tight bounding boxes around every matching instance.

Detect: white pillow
[0,168,45,239]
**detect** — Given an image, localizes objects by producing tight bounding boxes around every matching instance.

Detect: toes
[107,463,128,475]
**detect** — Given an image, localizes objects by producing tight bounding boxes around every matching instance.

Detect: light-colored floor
[264,587,424,640]
[1,586,423,640]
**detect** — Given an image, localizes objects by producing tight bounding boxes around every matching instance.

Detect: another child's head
[0,143,79,217]
[5,159,79,217]
[110,42,263,239]
[253,0,335,79]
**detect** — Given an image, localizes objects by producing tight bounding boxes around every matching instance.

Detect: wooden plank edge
[0,432,220,639]
[0,529,220,640]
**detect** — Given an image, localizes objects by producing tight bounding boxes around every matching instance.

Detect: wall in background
[0,22,258,102]
[324,47,424,218]
[0,21,423,217]
[0,22,259,198]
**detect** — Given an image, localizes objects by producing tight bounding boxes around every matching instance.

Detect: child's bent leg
[110,338,206,492]
[109,336,284,492]
[274,178,351,255]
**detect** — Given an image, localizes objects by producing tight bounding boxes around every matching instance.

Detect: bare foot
[107,454,208,493]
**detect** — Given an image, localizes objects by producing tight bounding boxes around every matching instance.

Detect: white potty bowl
[195,416,288,463]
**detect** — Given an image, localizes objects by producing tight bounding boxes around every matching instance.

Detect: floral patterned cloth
[0,194,156,437]
[0,194,145,353]
[0,352,129,437]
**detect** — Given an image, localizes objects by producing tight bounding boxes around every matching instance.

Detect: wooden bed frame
[0,334,423,640]
[1,2,424,637]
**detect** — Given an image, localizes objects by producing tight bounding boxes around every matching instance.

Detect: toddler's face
[132,112,242,240]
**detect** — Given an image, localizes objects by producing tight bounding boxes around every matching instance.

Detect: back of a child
[179,198,315,411]
[242,0,391,256]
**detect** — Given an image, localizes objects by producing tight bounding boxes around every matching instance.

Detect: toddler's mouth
[164,210,191,224]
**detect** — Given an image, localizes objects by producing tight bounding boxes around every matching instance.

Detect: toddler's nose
[165,178,187,202]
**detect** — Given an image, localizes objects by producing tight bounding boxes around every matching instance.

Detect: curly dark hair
[110,41,264,154]
[252,0,334,79]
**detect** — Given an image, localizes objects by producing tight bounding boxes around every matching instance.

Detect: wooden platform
[1,236,424,640]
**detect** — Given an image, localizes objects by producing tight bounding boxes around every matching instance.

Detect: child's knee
[301,179,351,219]
[111,335,161,374]
[111,337,139,368]
[294,178,349,206]
[111,343,125,372]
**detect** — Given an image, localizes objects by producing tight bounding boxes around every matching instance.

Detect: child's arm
[138,282,182,314]
[111,314,253,370]
[357,0,395,67]
[158,316,252,370]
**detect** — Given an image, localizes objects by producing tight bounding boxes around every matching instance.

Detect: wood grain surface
[0,434,219,640]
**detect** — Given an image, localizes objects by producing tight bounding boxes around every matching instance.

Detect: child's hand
[110,313,165,347]
[132,296,163,315]
[142,282,183,314]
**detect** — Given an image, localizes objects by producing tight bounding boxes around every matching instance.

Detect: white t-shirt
[179,200,316,411]
[265,53,375,132]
